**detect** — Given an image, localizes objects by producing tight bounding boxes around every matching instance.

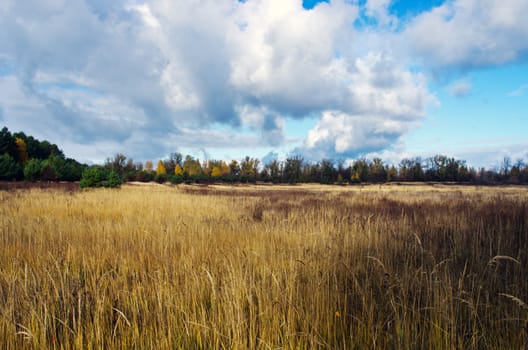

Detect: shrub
[105,171,122,188]
[23,158,42,181]
[80,167,122,189]
[135,170,154,182]
[155,173,167,184]
[80,167,104,188]
[123,170,138,182]
[168,174,184,184]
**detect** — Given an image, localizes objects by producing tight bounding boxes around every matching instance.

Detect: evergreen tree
[0,153,22,180]
[24,159,42,181]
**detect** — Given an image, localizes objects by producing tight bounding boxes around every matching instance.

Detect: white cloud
[448,80,472,97]
[3,0,416,162]
[296,52,434,159]
[227,0,359,115]
[128,4,160,28]
[300,109,422,160]
[363,0,397,28]
[405,0,528,69]
[0,0,525,163]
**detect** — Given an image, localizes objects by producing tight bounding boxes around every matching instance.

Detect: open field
[1,184,527,349]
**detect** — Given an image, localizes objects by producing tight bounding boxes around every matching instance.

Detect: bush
[123,170,138,182]
[168,174,184,184]
[24,158,42,181]
[80,167,122,189]
[105,171,122,188]
[154,173,167,184]
[135,171,154,182]
[80,167,107,188]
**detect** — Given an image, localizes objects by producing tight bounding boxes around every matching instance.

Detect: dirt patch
[0,181,80,192]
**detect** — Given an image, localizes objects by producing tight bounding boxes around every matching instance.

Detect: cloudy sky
[1,0,527,167]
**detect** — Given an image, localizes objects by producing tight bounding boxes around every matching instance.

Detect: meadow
[0,183,527,349]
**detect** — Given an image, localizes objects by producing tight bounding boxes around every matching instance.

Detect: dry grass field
[0,183,527,349]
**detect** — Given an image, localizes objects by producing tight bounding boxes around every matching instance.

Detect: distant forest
[1,126,528,188]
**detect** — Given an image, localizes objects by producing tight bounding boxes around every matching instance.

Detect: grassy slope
[0,184,527,349]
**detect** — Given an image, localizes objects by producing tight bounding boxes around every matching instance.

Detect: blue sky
[408,64,528,163]
[0,0,527,168]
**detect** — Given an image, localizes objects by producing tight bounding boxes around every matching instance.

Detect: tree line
[0,127,85,182]
[1,126,528,187]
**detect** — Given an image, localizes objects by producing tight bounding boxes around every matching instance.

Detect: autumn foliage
[15,137,28,164]
[156,160,166,175]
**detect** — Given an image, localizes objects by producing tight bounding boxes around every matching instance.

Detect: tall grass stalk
[0,184,526,349]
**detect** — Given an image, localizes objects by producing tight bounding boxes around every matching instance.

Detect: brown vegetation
[0,181,80,192]
[0,184,527,349]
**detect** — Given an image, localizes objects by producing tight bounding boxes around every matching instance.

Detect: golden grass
[0,184,527,349]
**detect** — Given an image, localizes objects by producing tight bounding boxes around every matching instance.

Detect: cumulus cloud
[295,52,433,159]
[0,0,525,162]
[298,109,422,160]
[404,0,528,69]
[2,0,426,161]
[227,0,358,116]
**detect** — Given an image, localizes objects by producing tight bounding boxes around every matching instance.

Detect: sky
[0,0,527,168]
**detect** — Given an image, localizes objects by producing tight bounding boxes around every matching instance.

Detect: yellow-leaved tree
[183,156,201,177]
[15,137,28,164]
[211,166,222,178]
[156,160,166,175]
[206,160,230,178]
[174,164,183,176]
